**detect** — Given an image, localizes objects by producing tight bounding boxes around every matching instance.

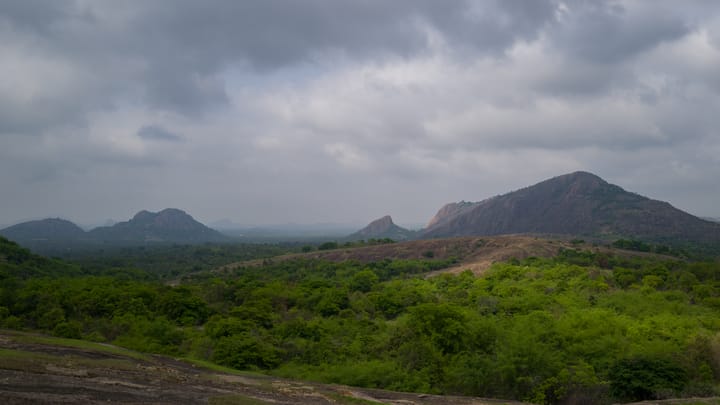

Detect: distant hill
[0,218,87,242]
[421,171,720,246]
[89,208,228,243]
[0,208,229,252]
[0,218,94,252]
[346,215,415,241]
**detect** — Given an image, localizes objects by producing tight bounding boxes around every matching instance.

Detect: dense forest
[2,235,720,404]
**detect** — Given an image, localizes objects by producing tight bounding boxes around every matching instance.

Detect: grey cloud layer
[1,0,558,123]
[1,0,719,225]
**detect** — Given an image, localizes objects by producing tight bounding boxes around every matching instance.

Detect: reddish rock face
[425,201,480,229]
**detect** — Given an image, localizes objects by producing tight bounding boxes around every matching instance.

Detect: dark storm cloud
[2,0,720,225]
[0,0,72,32]
[0,0,559,123]
[131,0,556,68]
[137,125,183,142]
[551,1,690,64]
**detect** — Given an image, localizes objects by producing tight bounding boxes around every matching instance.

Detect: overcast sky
[2,0,720,227]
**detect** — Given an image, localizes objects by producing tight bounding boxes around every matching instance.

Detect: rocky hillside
[0,330,528,405]
[346,215,415,241]
[421,171,720,245]
[89,208,228,243]
[425,201,481,229]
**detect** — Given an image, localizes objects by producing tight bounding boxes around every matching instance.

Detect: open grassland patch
[6,331,148,361]
[0,347,61,373]
[0,346,138,373]
[184,356,269,377]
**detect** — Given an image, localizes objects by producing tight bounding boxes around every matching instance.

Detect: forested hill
[88,208,228,243]
[0,218,86,241]
[0,208,229,253]
[421,171,720,246]
[0,236,82,279]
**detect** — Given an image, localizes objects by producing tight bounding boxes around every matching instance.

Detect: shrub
[608,357,687,401]
[212,333,282,370]
[318,242,339,250]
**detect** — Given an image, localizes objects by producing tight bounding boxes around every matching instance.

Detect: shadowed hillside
[0,218,88,245]
[89,208,228,243]
[0,209,229,252]
[421,172,720,247]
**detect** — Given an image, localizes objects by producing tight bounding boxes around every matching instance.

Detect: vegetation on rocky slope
[2,236,720,404]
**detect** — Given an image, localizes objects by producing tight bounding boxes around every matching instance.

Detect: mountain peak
[158,208,190,216]
[128,208,197,228]
[0,218,86,241]
[359,215,396,235]
[534,171,608,191]
[91,208,228,243]
[347,215,415,241]
[371,215,394,227]
[563,171,603,181]
[132,208,189,219]
[1,208,228,250]
[131,210,154,222]
[421,172,720,244]
[506,171,625,206]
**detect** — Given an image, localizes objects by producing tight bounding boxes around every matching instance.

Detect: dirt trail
[0,330,526,405]
[426,236,578,276]
[213,235,679,281]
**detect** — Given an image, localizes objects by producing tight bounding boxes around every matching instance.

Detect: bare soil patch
[217,235,599,277]
[216,235,680,280]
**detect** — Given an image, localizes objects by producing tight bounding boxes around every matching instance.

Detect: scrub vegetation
[2,235,720,404]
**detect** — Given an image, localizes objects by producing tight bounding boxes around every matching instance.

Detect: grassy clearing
[0,346,138,373]
[5,331,148,361]
[0,347,60,373]
[182,357,267,377]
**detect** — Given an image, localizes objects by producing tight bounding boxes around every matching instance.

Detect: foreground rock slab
[0,330,525,405]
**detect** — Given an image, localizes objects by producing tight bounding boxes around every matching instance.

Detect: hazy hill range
[0,218,87,242]
[0,208,228,251]
[421,171,720,245]
[346,215,415,241]
[88,208,228,243]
